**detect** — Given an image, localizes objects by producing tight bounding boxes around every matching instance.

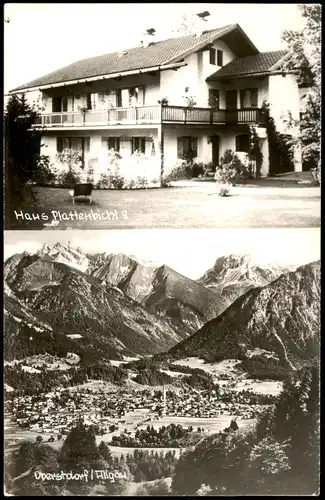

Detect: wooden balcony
[32,106,265,128]
[225,108,266,125]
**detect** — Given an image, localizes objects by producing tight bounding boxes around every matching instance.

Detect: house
[10,21,304,184]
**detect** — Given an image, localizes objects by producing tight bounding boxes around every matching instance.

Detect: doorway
[211,135,220,167]
[226,90,238,110]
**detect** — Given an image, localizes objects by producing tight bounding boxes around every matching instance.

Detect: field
[172,357,283,396]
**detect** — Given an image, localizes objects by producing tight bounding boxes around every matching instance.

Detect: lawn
[7,179,320,230]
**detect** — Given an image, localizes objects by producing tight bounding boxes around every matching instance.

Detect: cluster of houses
[5,382,274,441]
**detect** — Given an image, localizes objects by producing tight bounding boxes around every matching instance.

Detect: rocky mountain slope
[88,252,227,332]
[168,261,320,370]
[198,254,292,305]
[4,254,192,361]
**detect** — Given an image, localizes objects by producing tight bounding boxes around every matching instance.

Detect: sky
[3,3,305,94]
[4,228,320,279]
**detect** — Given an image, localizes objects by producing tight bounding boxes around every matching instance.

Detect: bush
[217,183,231,197]
[108,173,125,189]
[56,149,83,170]
[58,169,81,188]
[163,162,192,183]
[86,165,94,183]
[32,155,56,186]
[215,150,248,196]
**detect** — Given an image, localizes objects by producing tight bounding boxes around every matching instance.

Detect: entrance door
[211,135,220,167]
[226,90,237,110]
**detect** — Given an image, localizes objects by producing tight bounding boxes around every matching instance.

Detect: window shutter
[57,137,63,153]
[251,88,258,107]
[101,137,108,149]
[240,90,245,109]
[209,48,216,65]
[86,93,92,110]
[138,86,145,106]
[191,137,198,157]
[217,50,223,67]
[235,136,240,152]
[63,138,70,150]
[117,90,122,108]
[177,138,183,158]
[208,89,214,107]
[214,90,220,110]
[84,138,90,153]
[62,97,68,112]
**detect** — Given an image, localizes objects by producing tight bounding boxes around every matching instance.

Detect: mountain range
[5,243,318,376]
[168,261,320,371]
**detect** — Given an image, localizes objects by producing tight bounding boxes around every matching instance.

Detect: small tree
[214,150,248,196]
[247,127,264,178]
[281,5,321,177]
[4,93,44,225]
[56,149,83,187]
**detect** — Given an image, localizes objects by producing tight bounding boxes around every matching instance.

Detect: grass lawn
[7,179,320,230]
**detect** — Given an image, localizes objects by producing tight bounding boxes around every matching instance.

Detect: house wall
[268,74,300,134]
[208,76,269,109]
[198,39,236,107]
[41,73,161,112]
[268,73,302,172]
[163,126,212,173]
[162,124,270,177]
[41,128,161,183]
[160,53,199,107]
[160,39,236,108]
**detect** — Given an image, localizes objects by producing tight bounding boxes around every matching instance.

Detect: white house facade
[10,23,305,185]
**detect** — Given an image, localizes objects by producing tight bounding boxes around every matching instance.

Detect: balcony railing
[225,108,265,124]
[33,106,265,127]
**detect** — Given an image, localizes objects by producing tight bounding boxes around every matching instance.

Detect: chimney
[141,28,156,48]
[194,11,210,37]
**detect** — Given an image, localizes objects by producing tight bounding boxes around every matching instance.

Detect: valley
[3,243,320,496]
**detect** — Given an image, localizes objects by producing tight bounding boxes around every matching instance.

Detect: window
[240,88,258,108]
[102,137,120,152]
[86,93,98,110]
[208,89,220,109]
[236,135,250,153]
[217,50,223,67]
[177,137,198,159]
[132,137,146,154]
[56,137,89,167]
[117,87,145,108]
[209,48,216,65]
[129,86,145,106]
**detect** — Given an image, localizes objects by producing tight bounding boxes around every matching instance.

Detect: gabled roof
[11,24,259,92]
[206,50,289,80]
